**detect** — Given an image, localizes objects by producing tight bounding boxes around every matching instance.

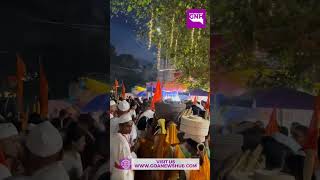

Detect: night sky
[110,15,156,64]
[0,1,155,99]
[0,0,108,98]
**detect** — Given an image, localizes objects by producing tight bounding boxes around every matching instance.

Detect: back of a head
[26,121,63,158]
[118,100,130,112]
[295,125,308,136]
[59,109,67,118]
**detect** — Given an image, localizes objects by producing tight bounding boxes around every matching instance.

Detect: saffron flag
[193,96,197,105]
[205,92,210,111]
[16,54,26,113]
[121,81,126,99]
[265,108,279,136]
[114,79,119,96]
[303,96,320,150]
[40,63,48,118]
[151,80,162,110]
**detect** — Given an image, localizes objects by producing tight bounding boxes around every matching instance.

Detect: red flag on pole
[40,63,48,119]
[151,80,162,110]
[121,81,126,99]
[205,92,210,111]
[193,96,197,105]
[114,79,119,97]
[303,96,320,150]
[16,54,26,114]
[265,108,279,136]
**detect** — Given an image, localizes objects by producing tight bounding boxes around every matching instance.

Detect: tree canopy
[212,0,320,93]
[110,44,156,90]
[111,0,210,90]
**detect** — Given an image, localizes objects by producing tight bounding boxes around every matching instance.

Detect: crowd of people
[212,119,319,180]
[0,106,109,180]
[109,96,211,180]
[0,95,211,180]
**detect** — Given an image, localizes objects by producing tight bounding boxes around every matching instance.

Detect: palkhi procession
[109,80,211,180]
[0,56,211,180]
[0,57,111,180]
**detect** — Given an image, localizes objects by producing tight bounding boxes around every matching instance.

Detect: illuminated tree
[111,0,210,90]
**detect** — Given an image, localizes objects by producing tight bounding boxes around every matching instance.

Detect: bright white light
[156,27,161,33]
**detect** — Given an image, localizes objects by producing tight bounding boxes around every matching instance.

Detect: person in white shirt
[110,113,136,180]
[62,123,87,180]
[23,121,69,180]
[110,101,138,147]
[0,123,23,178]
[110,100,130,134]
[129,101,137,121]
[110,100,117,119]
[136,107,154,138]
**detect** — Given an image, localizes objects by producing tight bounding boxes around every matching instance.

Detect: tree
[111,0,210,90]
[110,44,156,90]
[212,0,320,93]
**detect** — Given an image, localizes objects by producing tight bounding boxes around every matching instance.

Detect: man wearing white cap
[110,100,117,119]
[136,105,154,138]
[110,100,138,147]
[110,100,130,134]
[0,123,23,179]
[24,121,69,180]
[110,113,135,180]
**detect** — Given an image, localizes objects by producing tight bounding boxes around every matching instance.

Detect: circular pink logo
[120,158,131,170]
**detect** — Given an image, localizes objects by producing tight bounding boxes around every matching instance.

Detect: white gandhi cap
[0,123,18,140]
[26,121,63,157]
[117,100,130,112]
[110,100,116,106]
[118,113,132,124]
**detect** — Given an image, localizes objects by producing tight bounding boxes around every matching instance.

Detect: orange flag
[40,63,48,118]
[151,80,162,110]
[265,108,279,136]
[115,79,119,87]
[114,79,119,95]
[16,54,26,114]
[121,81,126,99]
[205,92,210,111]
[303,96,320,150]
[193,96,198,105]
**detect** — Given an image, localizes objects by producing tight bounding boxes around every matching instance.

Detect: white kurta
[110,133,134,180]
[110,117,120,134]
[62,151,83,179]
[110,116,137,147]
[0,164,11,180]
[31,161,69,180]
[138,110,154,121]
[129,110,137,119]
